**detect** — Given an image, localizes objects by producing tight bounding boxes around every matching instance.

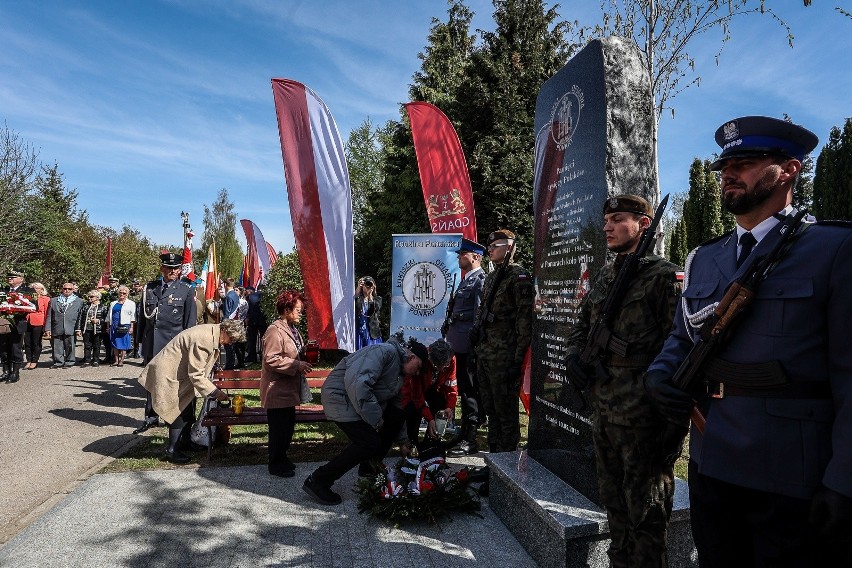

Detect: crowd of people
[3,114,849,565]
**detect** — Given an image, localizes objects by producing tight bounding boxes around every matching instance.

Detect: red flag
[272,78,355,352]
[97,237,112,287]
[181,222,196,282]
[404,102,477,240]
[266,242,278,267]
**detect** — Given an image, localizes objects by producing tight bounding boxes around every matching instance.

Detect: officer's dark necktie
[161,281,169,296]
[737,232,756,268]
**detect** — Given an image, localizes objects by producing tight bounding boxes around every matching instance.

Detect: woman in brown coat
[139,320,245,463]
[261,290,312,477]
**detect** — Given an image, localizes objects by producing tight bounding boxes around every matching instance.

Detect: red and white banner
[240,219,273,289]
[97,237,112,287]
[272,78,354,352]
[203,241,218,302]
[181,227,197,283]
[404,102,477,240]
[266,241,278,268]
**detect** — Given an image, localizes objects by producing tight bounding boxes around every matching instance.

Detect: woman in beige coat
[139,320,245,463]
[261,290,312,477]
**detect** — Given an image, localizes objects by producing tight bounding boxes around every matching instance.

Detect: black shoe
[447,440,479,457]
[270,466,296,478]
[133,417,160,434]
[92,362,99,367]
[302,476,341,505]
[164,449,191,464]
[469,466,489,483]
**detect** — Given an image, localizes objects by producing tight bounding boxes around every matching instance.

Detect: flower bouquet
[0,291,37,316]
[356,455,481,526]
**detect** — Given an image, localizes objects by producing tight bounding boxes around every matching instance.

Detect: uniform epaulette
[816,220,852,229]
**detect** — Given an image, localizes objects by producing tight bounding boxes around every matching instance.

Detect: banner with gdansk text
[272,78,354,352]
[405,102,477,240]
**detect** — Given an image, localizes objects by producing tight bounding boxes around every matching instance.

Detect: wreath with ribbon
[0,291,37,316]
[355,456,481,526]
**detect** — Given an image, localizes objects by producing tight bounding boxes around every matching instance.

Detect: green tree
[346,118,385,236]
[261,250,305,334]
[813,118,852,220]
[684,159,725,249]
[457,0,574,267]
[1,124,40,271]
[200,188,243,280]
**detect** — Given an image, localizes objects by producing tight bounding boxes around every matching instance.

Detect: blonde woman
[108,285,136,366]
[24,282,50,370]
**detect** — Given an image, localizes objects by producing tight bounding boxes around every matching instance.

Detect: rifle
[566,194,670,393]
[440,273,457,338]
[670,210,809,432]
[469,240,516,348]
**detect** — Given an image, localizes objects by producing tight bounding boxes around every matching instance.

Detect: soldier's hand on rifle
[644,371,693,421]
[566,354,590,390]
[506,362,523,393]
[809,486,852,541]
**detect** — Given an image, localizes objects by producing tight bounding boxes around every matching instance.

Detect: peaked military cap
[159,252,184,267]
[604,194,654,218]
[108,276,119,282]
[455,238,486,256]
[407,340,429,363]
[7,270,24,278]
[710,115,818,171]
[487,229,516,245]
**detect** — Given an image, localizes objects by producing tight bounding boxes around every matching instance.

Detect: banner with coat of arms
[390,234,462,346]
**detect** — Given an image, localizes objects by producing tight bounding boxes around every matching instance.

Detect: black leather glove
[565,354,590,390]
[506,363,523,393]
[644,371,693,421]
[468,326,481,348]
[809,486,852,541]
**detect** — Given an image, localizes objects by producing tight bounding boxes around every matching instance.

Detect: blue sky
[1,1,850,255]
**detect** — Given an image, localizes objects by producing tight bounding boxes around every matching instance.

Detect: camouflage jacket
[475,263,535,365]
[566,255,681,426]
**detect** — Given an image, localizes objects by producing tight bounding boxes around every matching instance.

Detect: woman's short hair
[219,319,246,343]
[276,289,306,315]
[427,338,454,369]
[117,285,130,294]
[87,289,100,299]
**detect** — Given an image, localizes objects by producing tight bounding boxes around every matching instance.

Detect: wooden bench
[200,368,330,459]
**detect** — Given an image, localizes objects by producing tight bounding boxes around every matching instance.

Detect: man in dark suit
[47,282,84,368]
[244,285,267,365]
[645,116,852,566]
[1,270,35,382]
[136,252,198,430]
[444,238,487,456]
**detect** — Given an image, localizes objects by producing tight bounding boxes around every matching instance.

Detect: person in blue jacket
[645,115,852,566]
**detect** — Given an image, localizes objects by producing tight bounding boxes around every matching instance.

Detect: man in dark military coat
[646,116,852,566]
[444,238,487,456]
[566,195,681,568]
[1,270,35,382]
[136,252,198,429]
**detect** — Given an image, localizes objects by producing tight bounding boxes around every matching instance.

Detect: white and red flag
[203,241,218,302]
[240,219,273,289]
[404,101,477,240]
[97,237,112,287]
[271,78,354,352]
[181,228,196,283]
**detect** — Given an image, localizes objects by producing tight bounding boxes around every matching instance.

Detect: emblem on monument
[549,84,584,150]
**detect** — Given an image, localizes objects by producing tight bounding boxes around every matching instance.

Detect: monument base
[487,451,697,568]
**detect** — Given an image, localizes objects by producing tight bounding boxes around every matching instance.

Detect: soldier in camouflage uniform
[473,229,534,454]
[566,195,681,568]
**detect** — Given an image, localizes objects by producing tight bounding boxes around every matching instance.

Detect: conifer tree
[813,118,852,220]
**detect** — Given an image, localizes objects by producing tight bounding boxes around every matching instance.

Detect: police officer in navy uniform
[645,116,852,566]
[1,270,34,383]
[444,238,487,456]
[136,252,198,430]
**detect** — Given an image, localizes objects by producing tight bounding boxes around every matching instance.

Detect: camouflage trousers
[593,415,674,568]
[476,344,520,452]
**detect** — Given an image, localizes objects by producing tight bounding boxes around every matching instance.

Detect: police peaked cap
[160,252,184,267]
[710,115,818,171]
[7,270,24,278]
[455,238,486,256]
[487,229,516,245]
[604,194,654,218]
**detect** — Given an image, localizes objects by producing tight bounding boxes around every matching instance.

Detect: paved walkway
[0,350,536,567]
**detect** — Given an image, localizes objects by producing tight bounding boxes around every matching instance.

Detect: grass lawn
[104,391,688,480]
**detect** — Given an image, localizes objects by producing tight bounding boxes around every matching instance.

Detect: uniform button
[776,289,783,296]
